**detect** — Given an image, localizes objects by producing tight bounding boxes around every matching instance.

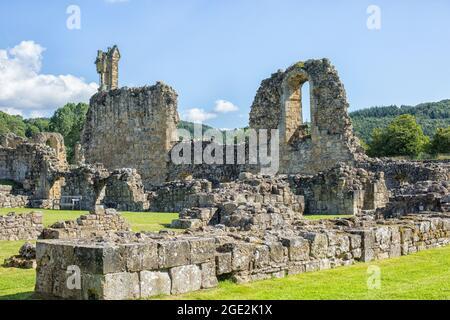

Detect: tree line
[0,99,449,162]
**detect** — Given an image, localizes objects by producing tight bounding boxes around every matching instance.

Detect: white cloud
[214,99,238,113]
[0,41,97,118]
[0,107,22,116]
[183,108,217,123]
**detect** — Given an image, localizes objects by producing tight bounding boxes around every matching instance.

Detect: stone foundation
[35,214,450,300]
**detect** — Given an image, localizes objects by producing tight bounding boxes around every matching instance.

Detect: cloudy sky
[0,0,449,128]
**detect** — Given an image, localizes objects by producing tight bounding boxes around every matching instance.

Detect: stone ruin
[34,213,450,300]
[0,47,449,299]
[249,59,366,175]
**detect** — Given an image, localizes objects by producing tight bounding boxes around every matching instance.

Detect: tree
[367,114,428,157]
[428,127,450,155]
[49,103,89,162]
[24,118,50,137]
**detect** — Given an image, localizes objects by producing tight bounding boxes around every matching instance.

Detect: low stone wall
[171,174,305,230]
[148,180,212,212]
[359,159,450,190]
[35,214,450,300]
[380,180,449,218]
[0,212,43,241]
[0,193,29,208]
[41,207,131,240]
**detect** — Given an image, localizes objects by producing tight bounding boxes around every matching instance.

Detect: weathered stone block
[215,252,232,275]
[170,265,202,295]
[301,232,328,259]
[200,262,218,289]
[281,237,310,261]
[140,271,171,298]
[158,240,190,268]
[189,237,216,264]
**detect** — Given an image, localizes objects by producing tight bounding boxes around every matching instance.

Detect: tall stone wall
[82,83,179,187]
[0,212,43,241]
[249,59,366,176]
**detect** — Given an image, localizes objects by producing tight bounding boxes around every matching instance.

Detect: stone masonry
[0,212,43,241]
[41,206,131,240]
[35,213,450,299]
[96,45,121,92]
[249,59,366,175]
[82,84,180,187]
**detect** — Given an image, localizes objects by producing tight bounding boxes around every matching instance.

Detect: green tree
[49,103,89,162]
[428,127,450,155]
[0,112,27,137]
[24,118,50,137]
[367,114,428,157]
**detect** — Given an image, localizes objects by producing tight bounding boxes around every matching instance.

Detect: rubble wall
[0,212,43,241]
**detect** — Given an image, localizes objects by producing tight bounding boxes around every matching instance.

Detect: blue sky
[0,0,449,128]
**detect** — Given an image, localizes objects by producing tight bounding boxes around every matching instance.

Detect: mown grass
[0,240,35,300]
[0,208,178,232]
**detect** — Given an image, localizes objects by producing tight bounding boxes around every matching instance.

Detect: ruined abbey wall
[81,83,180,187]
[249,59,366,176]
[0,133,68,200]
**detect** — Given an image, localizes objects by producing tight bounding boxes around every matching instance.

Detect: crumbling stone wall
[41,207,130,240]
[82,83,179,187]
[359,159,450,189]
[0,133,68,202]
[0,185,30,208]
[380,180,450,218]
[148,179,212,213]
[102,169,149,211]
[96,46,121,92]
[0,212,43,241]
[291,164,389,215]
[249,59,365,176]
[35,213,450,300]
[171,173,305,230]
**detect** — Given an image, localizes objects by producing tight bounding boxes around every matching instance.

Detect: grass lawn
[0,208,178,232]
[1,209,448,300]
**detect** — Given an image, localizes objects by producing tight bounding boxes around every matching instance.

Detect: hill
[350,100,450,143]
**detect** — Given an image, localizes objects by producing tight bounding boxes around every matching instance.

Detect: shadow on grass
[0,291,35,300]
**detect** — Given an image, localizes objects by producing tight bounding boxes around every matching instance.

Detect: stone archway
[280,66,314,145]
[32,133,68,168]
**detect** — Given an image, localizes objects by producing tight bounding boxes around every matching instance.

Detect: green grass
[0,208,178,232]
[0,241,35,300]
[165,245,450,300]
